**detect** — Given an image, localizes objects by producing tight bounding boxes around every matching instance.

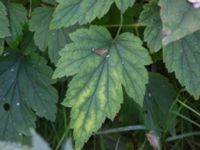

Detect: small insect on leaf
[92,48,108,55]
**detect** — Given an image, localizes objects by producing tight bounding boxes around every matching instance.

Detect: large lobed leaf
[50,0,135,29]
[0,50,58,140]
[29,7,68,63]
[163,31,200,99]
[0,1,10,39]
[53,26,152,149]
[159,0,200,45]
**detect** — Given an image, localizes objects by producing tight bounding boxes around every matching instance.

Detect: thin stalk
[172,111,200,128]
[177,99,200,117]
[103,23,143,28]
[115,11,123,38]
[55,131,67,150]
[29,0,32,18]
[94,125,147,135]
[166,131,200,142]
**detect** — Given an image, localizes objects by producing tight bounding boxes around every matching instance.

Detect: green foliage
[139,2,162,53]
[53,26,151,149]
[0,50,57,140]
[144,73,176,131]
[163,31,200,99]
[50,0,135,29]
[29,7,68,63]
[5,3,27,47]
[0,0,200,150]
[159,0,200,45]
[0,1,10,38]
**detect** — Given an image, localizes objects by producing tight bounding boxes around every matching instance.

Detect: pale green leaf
[0,50,57,140]
[0,1,10,38]
[54,26,151,149]
[50,0,114,29]
[63,138,74,150]
[139,2,162,53]
[29,7,68,63]
[115,0,135,13]
[0,141,30,150]
[159,0,200,45]
[163,31,200,99]
[6,3,27,46]
[31,130,51,150]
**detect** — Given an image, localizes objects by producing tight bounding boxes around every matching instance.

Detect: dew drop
[19,133,22,136]
[10,68,15,72]
[16,102,20,106]
[106,54,110,58]
[3,52,9,57]
[148,93,151,97]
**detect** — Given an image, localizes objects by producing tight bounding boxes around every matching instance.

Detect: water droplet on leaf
[106,54,110,58]
[16,102,20,106]
[10,68,15,72]
[3,52,9,57]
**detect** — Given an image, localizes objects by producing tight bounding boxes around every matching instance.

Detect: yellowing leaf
[54,26,151,149]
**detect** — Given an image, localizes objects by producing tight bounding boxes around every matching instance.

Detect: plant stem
[115,11,123,38]
[94,125,147,135]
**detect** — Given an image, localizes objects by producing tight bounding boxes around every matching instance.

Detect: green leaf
[6,3,27,47]
[139,2,162,53]
[50,0,113,29]
[0,1,10,38]
[0,50,57,140]
[144,73,176,130]
[0,39,4,55]
[114,0,135,13]
[31,130,51,150]
[53,26,151,149]
[163,31,200,99]
[159,0,200,45]
[42,0,56,5]
[29,7,68,63]
[50,0,136,29]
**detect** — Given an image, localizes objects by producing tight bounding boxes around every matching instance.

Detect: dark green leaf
[139,2,162,53]
[50,0,114,29]
[29,7,68,63]
[0,50,57,140]
[144,73,176,131]
[163,31,200,99]
[0,1,10,38]
[0,39,4,55]
[6,3,27,46]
